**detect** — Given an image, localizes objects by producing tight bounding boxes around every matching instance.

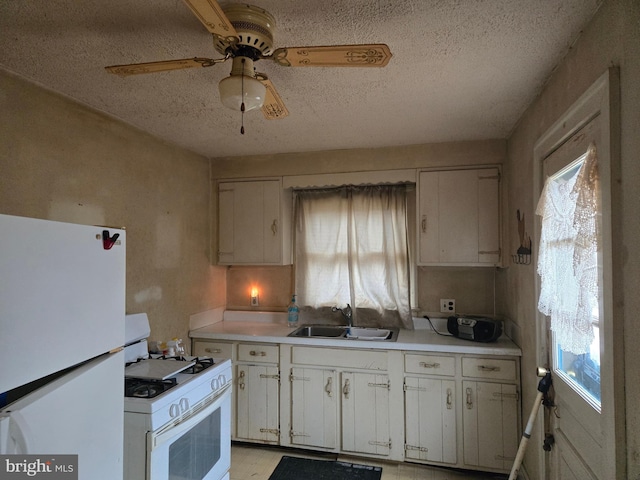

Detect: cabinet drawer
[192,340,233,359]
[238,343,279,363]
[291,347,387,370]
[405,354,455,376]
[462,357,516,381]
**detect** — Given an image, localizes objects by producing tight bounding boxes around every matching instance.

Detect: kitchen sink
[288,325,347,338]
[288,325,398,342]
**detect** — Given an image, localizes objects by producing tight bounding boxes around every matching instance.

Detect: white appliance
[123,313,232,480]
[0,214,126,479]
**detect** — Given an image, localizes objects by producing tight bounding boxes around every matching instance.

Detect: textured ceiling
[0,1,600,159]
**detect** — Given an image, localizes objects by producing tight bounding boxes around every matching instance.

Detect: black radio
[447,315,503,343]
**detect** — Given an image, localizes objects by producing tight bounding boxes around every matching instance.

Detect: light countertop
[189,315,522,357]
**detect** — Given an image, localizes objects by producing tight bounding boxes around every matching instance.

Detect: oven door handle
[149,382,231,449]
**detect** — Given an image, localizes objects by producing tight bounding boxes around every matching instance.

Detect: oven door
[148,383,231,480]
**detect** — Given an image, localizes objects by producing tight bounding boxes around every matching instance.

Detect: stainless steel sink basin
[288,325,398,342]
[288,325,347,338]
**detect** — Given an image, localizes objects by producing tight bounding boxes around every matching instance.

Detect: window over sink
[293,184,413,329]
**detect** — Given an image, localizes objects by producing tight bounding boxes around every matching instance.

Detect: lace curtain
[294,185,412,329]
[536,143,600,354]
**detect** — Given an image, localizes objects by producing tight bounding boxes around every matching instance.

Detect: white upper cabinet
[218,179,292,265]
[418,168,501,266]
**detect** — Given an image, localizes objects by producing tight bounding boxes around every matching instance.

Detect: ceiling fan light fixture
[218,56,266,112]
[218,74,266,112]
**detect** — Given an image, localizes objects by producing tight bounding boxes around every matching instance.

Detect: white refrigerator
[0,214,126,480]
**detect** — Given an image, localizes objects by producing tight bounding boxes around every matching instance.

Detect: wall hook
[102,230,120,250]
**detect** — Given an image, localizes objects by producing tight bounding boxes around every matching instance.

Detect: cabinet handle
[368,381,391,390]
[325,377,333,397]
[419,361,440,369]
[271,219,278,235]
[238,370,246,390]
[446,388,453,410]
[406,445,429,453]
[421,215,427,233]
[477,365,500,372]
[343,379,350,399]
[205,348,222,354]
[250,350,267,357]
[466,387,473,409]
[368,440,392,448]
[259,428,280,438]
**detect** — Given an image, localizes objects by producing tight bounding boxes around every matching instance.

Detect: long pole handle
[509,390,544,480]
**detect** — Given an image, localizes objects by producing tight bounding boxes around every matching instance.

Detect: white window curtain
[536,143,600,354]
[294,185,412,329]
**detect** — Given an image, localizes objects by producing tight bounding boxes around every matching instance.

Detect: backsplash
[226,264,497,317]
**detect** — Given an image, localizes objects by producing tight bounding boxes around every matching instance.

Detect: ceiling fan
[105,0,392,125]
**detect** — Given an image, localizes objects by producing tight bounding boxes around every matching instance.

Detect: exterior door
[533,70,622,479]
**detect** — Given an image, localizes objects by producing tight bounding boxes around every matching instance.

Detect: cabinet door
[218,180,282,264]
[341,372,391,456]
[290,367,338,449]
[418,168,500,265]
[462,381,518,471]
[404,376,456,464]
[236,364,280,443]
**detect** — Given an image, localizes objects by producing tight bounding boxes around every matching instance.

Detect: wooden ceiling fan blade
[181,0,238,43]
[259,78,289,120]
[105,58,220,77]
[270,44,392,68]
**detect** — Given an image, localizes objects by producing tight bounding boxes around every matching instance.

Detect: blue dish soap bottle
[287,295,299,328]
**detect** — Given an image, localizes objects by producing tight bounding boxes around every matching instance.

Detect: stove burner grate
[125,377,177,399]
[183,357,214,374]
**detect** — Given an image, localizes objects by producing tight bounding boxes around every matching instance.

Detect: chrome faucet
[332,304,353,327]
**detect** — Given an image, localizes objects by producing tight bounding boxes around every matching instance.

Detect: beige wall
[501,0,640,477]
[0,70,227,347]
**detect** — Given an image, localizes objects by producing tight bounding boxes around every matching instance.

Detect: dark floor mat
[268,455,382,480]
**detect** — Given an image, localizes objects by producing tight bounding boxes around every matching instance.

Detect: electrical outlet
[251,296,259,307]
[440,299,455,313]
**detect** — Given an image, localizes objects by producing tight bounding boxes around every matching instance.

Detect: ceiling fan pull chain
[240,59,246,134]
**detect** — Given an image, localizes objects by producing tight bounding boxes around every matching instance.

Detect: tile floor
[230,443,510,480]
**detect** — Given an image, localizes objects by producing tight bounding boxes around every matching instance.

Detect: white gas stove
[123,313,232,480]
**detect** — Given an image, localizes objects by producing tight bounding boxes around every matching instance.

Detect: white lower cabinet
[191,336,520,474]
[460,356,520,472]
[404,376,456,464]
[289,367,338,449]
[341,371,391,456]
[287,346,395,459]
[235,343,280,444]
[462,381,519,471]
[236,363,280,443]
[403,352,520,474]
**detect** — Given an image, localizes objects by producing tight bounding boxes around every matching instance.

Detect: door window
[537,149,601,410]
